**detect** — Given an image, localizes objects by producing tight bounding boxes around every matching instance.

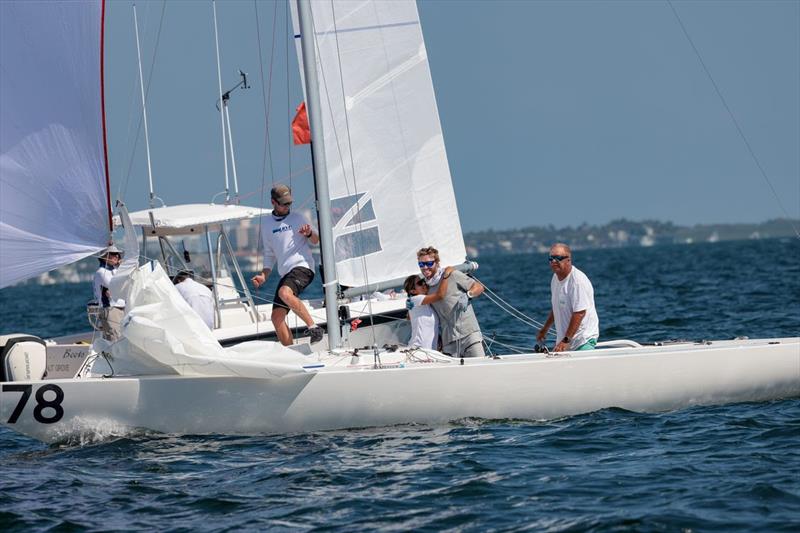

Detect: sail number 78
[2,384,64,424]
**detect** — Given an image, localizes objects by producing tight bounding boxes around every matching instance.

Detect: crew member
[536,243,599,351]
[251,184,324,345]
[92,245,125,341]
[417,246,485,357]
[173,271,215,330]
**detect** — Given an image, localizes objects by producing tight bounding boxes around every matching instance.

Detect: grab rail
[596,339,643,349]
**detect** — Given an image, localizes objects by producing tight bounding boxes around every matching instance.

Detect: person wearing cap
[536,243,599,352]
[172,271,215,330]
[251,184,324,345]
[92,245,125,341]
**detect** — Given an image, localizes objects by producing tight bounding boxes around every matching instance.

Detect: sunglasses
[415,279,427,286]
[418,261,435,268]
[548,255,570,263]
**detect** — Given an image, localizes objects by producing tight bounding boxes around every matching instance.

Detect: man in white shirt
[173,271,215,329]
[536,243,599,352]
[92,245,125,341]
[251,184,323,346]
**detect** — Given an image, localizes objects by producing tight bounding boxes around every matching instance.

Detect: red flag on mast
[291,101,311,145]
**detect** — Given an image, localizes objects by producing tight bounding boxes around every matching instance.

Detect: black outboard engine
[0,334,47,382]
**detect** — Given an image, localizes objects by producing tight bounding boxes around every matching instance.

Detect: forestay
[291,0,466,288]
[0,0,110,288]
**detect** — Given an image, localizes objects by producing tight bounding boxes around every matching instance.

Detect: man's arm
[298,224,319,245]
[466,279,484,299]
[537,311,554,342]
[251,267,272,289]
[554,310,586,352]
[420,266,454,305]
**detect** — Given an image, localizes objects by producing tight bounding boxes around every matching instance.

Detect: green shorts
[576,338,597,351]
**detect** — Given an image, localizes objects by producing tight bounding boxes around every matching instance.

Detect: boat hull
[2,338,798,443]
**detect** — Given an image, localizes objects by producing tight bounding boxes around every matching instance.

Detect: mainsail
[291,0,466,289]
[0,0,110,288]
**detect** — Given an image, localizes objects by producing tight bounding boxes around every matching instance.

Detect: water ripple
[1,240,799,530]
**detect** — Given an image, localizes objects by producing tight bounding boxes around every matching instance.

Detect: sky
[105,0,800,233]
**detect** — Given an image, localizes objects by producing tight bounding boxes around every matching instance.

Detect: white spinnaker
[0,0,109,288]
[98,262,308,379]
[291,0,466,288]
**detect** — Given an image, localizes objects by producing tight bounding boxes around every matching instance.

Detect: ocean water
[1,239,798,531]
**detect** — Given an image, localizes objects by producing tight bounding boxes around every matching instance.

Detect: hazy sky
[105,0,799,233]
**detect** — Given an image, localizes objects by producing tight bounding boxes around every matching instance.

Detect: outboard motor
[0,334,47,382]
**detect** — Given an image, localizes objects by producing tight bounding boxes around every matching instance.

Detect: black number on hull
[2,384,64,424]
[33,384,64,424]
[2,384,32,424]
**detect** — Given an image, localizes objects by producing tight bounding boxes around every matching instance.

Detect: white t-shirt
[260,212,315,277]
[408,295,439,349]
[93,266,125,308]
[175,278,215,329]
[550,266,599,349]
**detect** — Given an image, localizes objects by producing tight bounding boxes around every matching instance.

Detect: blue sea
[1,239,799,531]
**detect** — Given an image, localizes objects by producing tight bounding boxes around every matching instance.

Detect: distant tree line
[463,218,799,256]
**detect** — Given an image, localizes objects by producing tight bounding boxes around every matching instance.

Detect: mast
[295,0,341,349]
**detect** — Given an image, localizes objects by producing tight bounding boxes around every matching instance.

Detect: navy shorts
[273,266,315,310]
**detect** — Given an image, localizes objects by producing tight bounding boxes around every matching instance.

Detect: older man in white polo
[536,243,599,352]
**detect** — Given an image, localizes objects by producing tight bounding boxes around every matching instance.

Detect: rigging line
[362,0,426,279]
[478,286,555,338]
[667,0,800,239]
[481,291,548,332]
[482,298,539,330]
[237,165,314,202]
[473,277,547,329]
[487,340,531,354]
[484,293,542,329]
[477,277,539,324]
[324,0,378,345]
[311,0,384,344]
[301,4,355,339]
[212,0,230,201]
[286,2,292,189]
[118,0,167,204]
[254,0,279,195]
[252,0,279,333]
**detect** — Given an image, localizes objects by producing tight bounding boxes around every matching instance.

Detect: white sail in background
[0,0,109,288]
[292,0,466,288]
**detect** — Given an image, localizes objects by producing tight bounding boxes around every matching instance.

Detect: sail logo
[330,193,382,262]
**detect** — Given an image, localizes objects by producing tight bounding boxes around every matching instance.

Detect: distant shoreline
[463,218,799,257]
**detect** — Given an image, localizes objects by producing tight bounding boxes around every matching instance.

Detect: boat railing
[596,339,643,349]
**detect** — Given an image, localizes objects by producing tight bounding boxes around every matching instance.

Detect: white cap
[102,245,122,256]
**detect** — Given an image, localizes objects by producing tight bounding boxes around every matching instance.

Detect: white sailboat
[0,0,797,445]
[0,0,417,368]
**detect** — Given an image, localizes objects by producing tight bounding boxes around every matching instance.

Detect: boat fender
[460,357,464,366]
[0,334,47,382]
